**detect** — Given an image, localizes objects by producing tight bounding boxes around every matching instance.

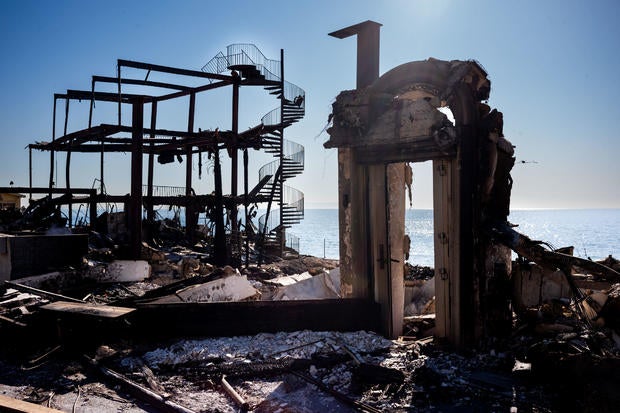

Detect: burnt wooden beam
[156,80,232,102]
[0,394,64,413]
[35,124,124,149]
[60,90,153,104]
[0,187,95,195]
[30,142,219,154]
[82,356,196,413]
[33,124,231,152]
[213,148,227,266]
[230,79,240,240]
[49,97,56,193]
[129,97,144,259]
[130,299,380,338]
[118,59,233,82]
[185,92,196,240]
[147,101,157,222]
[4,281,84,303]
[355,140,457,164]
[93,75,192,91]
[30,143,132,153]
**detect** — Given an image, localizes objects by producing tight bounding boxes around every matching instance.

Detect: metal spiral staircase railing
[202,44,305,254]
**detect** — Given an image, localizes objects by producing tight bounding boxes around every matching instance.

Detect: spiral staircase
[202,44,305,255]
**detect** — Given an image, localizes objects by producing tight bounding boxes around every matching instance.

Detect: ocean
[67,205,619,267]
[292,209,620,267]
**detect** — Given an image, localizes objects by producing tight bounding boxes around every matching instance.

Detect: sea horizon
[292,208,620,266]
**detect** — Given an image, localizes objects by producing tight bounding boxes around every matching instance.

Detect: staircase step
[283,210,304,215]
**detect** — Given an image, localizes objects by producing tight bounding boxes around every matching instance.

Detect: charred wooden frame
[25,51,305,263]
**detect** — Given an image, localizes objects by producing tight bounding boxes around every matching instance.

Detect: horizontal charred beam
[57,90,153,104]
[129,299,380,338]
[0,187,96,195]
[118,59,233,82]
[35,124,124,149]
[355,136,457,164]
[356,146,455,164]
[93,75,192,91]
[156,80,232,102]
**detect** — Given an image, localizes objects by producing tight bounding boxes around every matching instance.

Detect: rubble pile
[1,244,620,412]
[404,264,434,281]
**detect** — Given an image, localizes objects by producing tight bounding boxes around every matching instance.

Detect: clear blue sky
[1,0,618,209]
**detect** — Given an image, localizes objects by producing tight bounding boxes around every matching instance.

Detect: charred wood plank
[0,314,27,328]
[0,187,95,195]
[65,89,153,104]
[220,375,249,411]
[290,370,383,413]
[3,281,83,303]
[156,80,232,102]
[118,59,232,82]
[82,355,196,413]
[131,299,380,339]
[40,301,135,319]
[93,75,192,91]
[0,394,64,413]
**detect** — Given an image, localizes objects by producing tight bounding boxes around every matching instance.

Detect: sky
[0,0,619,210]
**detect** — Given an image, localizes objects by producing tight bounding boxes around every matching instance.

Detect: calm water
[292,209,620,267]
[68,205,619,267]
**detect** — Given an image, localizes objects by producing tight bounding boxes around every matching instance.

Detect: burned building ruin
[326,21,619,347]
[325,21,514,345]
[0,44,306,271]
